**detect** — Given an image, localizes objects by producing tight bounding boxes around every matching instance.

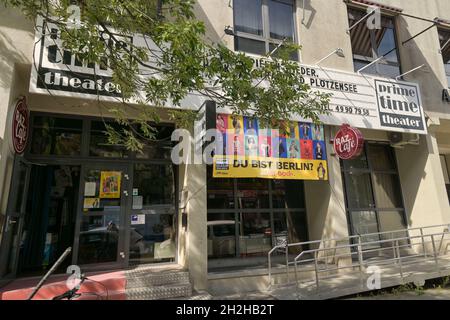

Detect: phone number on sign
[333,105,370,116]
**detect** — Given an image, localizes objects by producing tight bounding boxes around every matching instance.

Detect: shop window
[31,116,82,156]
[128,164,176,265]
[344,172,375,209]
[239,212,272,257]
[89,121,174,160]
[438,28,450,87]
[272,180,305,209]
[207,213,237,259]
[133,164,175,206]
[285,210,308,246]
[367,144,396,171]
[233,0,298,61]
[206,168,308,270]
[342,150,369,170]
[236,179,270,209]
[134,125,174,160]
[207,169,235,210]
[78,214,120,265]
[372,173,403,208]
[342,143,406,243]
[347,8,401,78]
[89,121,130,158]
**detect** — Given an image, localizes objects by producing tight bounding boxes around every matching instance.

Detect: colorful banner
[99,171,121,198]
[213,114,328,180]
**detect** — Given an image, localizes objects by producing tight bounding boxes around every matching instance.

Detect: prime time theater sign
[250,57,427,135]
[30,17,427,136]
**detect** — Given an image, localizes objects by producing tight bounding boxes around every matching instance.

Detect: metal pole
[431,235,439,271]
[439,232,445,254]
[268,251,272,289]
[294,258,299,288]
[395,240,403,280]
[315,51,335,66]
[439,38,450,54]
[346,9,376,34]
[285,243,290,283]
[28,247,72,300]
[420,228,427,258]
[401,23,437,46]
[395,64,425,80]
[314,251,320,290]
[357,56,384,74]
[358,236,364,288]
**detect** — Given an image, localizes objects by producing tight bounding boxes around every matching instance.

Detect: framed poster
[99,171,121,198]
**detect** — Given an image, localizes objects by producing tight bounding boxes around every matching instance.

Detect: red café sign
[333,124,364,160]
[11,97,29,154]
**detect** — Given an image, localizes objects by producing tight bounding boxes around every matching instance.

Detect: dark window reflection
[89,121,129,158]
[129,212,175,265]
[129,163,176,265]
[207,213,236,259]
[272,180,305,209]
[234,0,263,36]
[268,0,295,41]
[206,169,308,268]
[235,37,266,56]
[133,164,174,206]
[78,214,120,264]
[236,179,270,209]
[239,212,271,257]
[207,167,235,209]
[31,116,82,156]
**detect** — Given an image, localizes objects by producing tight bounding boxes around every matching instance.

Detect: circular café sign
[11,97,29,154]
[333,124,364,160]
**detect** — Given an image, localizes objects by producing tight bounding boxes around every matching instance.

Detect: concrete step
[126,283,192,300]
[126,271,190,288]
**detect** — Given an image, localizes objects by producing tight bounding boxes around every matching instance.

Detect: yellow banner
[213,155,328,180]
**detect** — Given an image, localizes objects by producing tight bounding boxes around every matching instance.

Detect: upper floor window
[438,28,450,88]
[233,0,298,60]
[348,8,401,78]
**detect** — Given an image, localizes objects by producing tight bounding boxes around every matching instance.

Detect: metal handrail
[267,223,450,288]
[292,231,450,290]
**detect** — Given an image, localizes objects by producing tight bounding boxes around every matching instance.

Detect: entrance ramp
[267,224,450,299]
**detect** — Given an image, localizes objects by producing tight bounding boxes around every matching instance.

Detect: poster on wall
[99,171,121,198]
[213,114,328,180]
[83,198,100,209]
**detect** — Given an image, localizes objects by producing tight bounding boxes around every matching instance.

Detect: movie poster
[213,114,328,181]
[99,171,121,198]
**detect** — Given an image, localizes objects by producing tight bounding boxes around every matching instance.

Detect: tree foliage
[1,0,331,150]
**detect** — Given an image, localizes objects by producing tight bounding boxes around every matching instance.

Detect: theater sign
[250,57,427,135]
[30,17,427,135]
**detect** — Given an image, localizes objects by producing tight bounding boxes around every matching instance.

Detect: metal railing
[267,224,450,289]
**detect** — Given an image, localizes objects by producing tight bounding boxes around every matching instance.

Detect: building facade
[1,0,450,295]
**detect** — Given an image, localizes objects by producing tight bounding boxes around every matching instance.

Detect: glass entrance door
[74,165,129,269]
[0,158,31,278]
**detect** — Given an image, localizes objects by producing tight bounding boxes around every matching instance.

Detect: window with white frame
[233,0,298,60]
[438,28,450,88]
